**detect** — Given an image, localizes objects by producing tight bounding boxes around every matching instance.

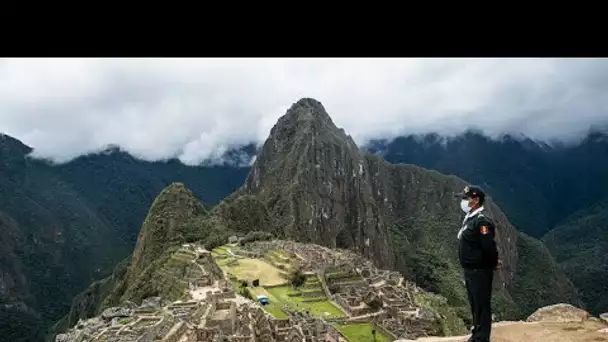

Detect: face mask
[460,199,470,213]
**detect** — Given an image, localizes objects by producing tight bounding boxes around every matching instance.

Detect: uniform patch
[480,225,489,235]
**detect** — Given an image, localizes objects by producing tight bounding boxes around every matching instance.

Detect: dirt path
[396,321,608,342]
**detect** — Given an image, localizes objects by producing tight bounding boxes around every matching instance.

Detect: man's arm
[478,218,499,268]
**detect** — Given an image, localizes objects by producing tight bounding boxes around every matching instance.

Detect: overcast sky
[1,58,607,164]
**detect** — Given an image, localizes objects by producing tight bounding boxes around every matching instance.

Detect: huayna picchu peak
[53,97,586,342]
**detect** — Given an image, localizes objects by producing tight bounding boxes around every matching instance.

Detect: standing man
[456,185,499,342]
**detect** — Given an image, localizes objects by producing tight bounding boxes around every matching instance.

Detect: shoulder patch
[480,225,490,235]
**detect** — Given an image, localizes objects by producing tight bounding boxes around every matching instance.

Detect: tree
[290,268,306,288]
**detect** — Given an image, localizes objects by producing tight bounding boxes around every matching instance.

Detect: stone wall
[375,321,399,341]
[160,322,187,342]
[196,326,223,341]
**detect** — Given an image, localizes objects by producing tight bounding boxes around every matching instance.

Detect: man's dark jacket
[459,212,499,269]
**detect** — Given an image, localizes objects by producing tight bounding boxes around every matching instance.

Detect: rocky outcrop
[526,303,590,323]
[101,307,132,320]
[141,297,162,309]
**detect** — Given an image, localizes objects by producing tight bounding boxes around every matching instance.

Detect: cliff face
[242,98,576,318]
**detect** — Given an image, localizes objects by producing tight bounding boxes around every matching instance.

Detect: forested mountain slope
[0,134,249,341]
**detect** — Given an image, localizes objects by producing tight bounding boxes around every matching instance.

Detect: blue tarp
[256,295,269,304]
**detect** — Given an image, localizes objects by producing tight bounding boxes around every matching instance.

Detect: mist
[1,58,607,165]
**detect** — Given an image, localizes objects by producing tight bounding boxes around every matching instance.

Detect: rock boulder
[526,303,590,323]
[141,296,161,308]
[101,307,132,320]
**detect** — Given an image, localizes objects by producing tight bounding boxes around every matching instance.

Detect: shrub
[290,268,307,288]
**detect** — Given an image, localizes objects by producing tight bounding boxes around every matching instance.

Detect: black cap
[455,185,485,203]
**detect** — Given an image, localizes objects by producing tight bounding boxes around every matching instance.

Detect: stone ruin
[246,240,362,273]
[195,295,341,342]
[57,240,457,342]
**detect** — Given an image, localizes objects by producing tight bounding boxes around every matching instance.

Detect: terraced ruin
[56,239,464,342]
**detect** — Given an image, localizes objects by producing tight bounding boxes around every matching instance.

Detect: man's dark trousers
[464,268,494,342]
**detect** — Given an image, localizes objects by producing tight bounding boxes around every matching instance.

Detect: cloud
[1,58,607,164]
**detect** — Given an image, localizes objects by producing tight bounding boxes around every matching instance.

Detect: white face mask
[460,199,471,213]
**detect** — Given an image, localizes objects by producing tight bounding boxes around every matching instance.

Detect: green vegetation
[213,245,344,320]
[240,231,274,245]
[512,232,581,317]
[543,198,608,315]
[0,135,250,341]
[390,219,475,324]
[126,184,208,282]
[265,285,345,318]
[333,323,392,342]
[371,130,608,315]
[52,257,130,334]
[121,248,190,304]
[117,317,131,325]
[289,268,307,288]
[413,290,468,336]
[56,184,228,336]
[249,288,289,319]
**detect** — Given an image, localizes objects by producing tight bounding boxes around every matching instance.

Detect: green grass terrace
[333,323,393,342]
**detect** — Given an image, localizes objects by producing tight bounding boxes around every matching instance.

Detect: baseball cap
[455,185,485,202]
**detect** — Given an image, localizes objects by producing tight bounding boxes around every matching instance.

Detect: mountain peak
[269,98,342,140]
[125,182,207,283]
[0,133,33,157]
[245,98,359,193]
[290,97,330,120]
